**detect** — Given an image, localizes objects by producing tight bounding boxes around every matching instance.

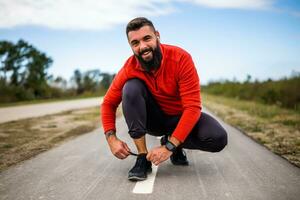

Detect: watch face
[166,141,176,152]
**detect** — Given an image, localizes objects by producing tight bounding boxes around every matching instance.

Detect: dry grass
[0,107,102,172]
[202,93,300,167]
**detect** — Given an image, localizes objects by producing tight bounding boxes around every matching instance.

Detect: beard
[135,41,162,72]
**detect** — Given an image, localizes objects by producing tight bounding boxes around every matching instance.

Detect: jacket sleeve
[172,52,202,142]
[101,67,128,134]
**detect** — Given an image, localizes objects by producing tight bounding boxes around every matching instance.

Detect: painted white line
[132,164,158,194]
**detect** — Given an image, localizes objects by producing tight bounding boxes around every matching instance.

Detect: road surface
[0,109,299,200]
[0,97,103,124]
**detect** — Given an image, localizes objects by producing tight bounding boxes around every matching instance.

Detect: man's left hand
[146,146,172,166]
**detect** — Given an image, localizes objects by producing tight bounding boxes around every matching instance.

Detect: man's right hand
[106,132,130,159]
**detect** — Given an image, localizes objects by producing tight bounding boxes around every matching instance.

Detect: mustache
[139,48,153,56]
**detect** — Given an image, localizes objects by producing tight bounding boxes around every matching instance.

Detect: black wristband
[165,140,177,153]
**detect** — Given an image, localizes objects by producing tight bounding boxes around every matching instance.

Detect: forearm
[169,136,181,147]
[171,107,201,143]
[101,101,118,133]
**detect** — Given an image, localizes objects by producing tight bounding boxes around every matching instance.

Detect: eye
[144,35,152,41]
[131,40,139,47]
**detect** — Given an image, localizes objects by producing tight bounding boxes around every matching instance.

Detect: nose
[139,41,148,52]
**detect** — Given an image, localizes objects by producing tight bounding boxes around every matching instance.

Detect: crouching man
[101,17,227,181]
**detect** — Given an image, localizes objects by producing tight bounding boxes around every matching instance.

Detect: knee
[129,130,146,139]
[211,128,228,152]
[122,79,146,101]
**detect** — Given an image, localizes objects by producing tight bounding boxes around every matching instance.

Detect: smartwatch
[165,140,177,153]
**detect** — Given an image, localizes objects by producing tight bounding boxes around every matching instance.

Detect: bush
[203,74,300,112]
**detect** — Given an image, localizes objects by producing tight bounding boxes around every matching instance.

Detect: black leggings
[122,79,228,152]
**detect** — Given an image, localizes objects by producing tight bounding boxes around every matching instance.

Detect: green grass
[203,93,300,129]
[202,75,300,112]
[202,92,300,167]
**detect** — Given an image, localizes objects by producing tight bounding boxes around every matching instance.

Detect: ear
[155,31,160,40]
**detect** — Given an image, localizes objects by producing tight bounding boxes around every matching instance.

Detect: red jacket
[101,44,201,142]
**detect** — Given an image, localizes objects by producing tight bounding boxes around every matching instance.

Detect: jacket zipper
[154,77,158,91]
[149,72,158,91]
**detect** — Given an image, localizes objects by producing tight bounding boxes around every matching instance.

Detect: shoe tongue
[135,154,147,166]
[137,154,148,164]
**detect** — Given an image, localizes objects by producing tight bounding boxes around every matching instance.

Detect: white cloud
[180,0,274,10]
[0,0,276,30]
[0,0,175,30]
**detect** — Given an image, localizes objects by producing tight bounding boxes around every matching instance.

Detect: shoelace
[128,151,138,156]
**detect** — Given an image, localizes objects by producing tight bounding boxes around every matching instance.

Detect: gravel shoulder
[0,107,101,171]
[202,93,300,167]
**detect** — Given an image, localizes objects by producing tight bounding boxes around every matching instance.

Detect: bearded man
[101,17,227,181]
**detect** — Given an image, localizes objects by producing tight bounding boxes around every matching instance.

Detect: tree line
[0,39,114,103]
[202,73,300,112]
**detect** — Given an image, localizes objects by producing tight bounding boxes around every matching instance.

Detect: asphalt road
[0,109,299,200]
[0,97,102,123]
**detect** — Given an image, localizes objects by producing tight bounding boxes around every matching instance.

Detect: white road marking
[132,164,158,194]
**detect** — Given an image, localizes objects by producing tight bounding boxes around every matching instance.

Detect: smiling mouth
[142,51,151,56]
[140,49,152,56]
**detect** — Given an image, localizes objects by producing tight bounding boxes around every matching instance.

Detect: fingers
[152,155,159,165]
[114,148,129,159]
[147,151,160,165]
[112,146,130,160]
[122,142,131,153]
[109,139,131,159]
[147,147,171,165]
[146,151,151,161]
[115,152,127,159]
[154,160,160,166]
[153,153,163,166]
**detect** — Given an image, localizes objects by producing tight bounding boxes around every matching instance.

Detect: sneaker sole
[128,168,152,181]
[128,176,147,181]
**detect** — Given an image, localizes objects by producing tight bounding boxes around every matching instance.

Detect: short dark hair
[126,17,156,36]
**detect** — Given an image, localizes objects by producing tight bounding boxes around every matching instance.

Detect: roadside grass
[202,93,300,167]
[0,107,102,172]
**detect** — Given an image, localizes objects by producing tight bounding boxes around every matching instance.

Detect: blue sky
[0,0,300,84]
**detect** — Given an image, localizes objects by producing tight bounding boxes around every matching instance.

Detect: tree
[244,74,252,83]
[0,39,53,99]
[71,69,115,95]
[24,48,53,97]
[83,69,101,92]
[100,72,115,89]
[0,41,18,84]
[72,69,83,94]
[71,69,102,94]
[51,76,67,89]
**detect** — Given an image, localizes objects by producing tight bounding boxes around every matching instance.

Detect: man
[101,17,227,181]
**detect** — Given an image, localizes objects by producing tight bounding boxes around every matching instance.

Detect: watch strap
[165,140,177,153]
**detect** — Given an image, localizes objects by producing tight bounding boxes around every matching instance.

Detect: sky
[0,0,300,84]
